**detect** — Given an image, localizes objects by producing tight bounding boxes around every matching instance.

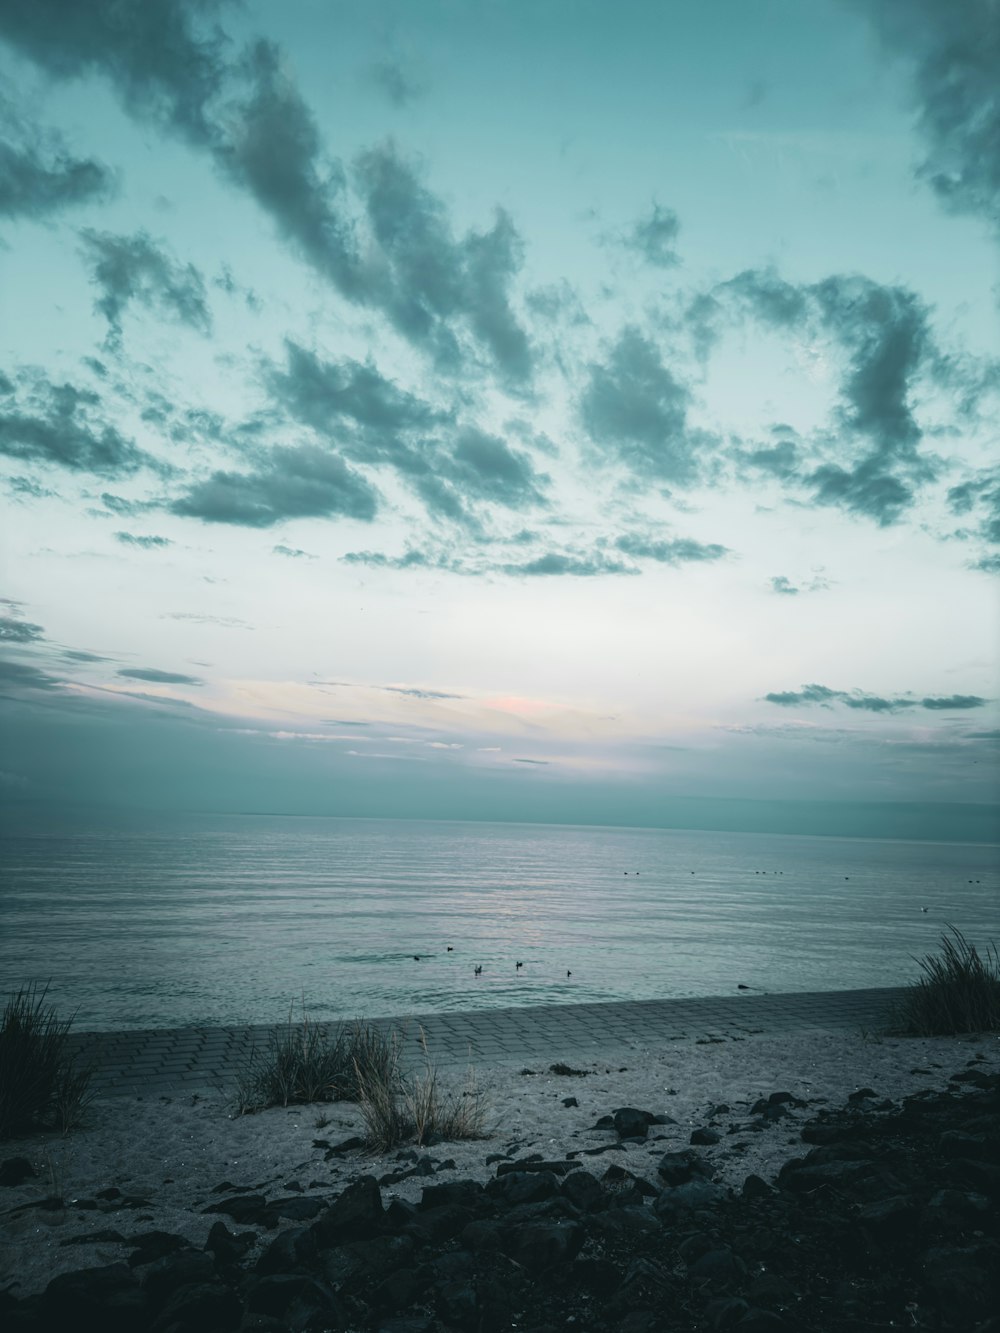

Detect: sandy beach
[3,1025,998,1303]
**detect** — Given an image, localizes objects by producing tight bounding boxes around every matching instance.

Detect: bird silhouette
[447,946,454,951]
[566,970,572,978]
[516,961,523,969]
[413,955,421,961]
[474,965,482,976]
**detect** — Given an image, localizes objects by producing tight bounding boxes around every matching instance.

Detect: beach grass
[0,983,94,1140]
[233,1007,396,1114]
[356,1032,489,1152]
[893,926,1000,1036]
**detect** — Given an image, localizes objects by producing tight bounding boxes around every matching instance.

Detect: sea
[0,815,997,1031]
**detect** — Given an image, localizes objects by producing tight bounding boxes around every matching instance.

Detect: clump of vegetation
[893,926,1000,1036]
[0,984,94,1139]
[356,1031,489,1152]
[233,1006,397,1114]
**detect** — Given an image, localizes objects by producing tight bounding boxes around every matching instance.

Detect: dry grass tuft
[0,983,94,1140]
[892,926,1000,1036]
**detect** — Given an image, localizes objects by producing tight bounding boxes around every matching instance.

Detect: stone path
[65,986,908,1098]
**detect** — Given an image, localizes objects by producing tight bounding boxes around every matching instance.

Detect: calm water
[0,815,997,1030]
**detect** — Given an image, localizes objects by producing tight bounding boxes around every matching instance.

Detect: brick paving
[64,986,908,1098]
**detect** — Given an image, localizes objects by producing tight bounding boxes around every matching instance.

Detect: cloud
[850,0,1000,234]
[0,614,44,641]
[115,531,172,548]
[0,93,114,219]
[216,38,362,299]
[921,695,988,710]
[770,576,799,595]
[711,268,947,525]
[0,372,150,475]
[272,544,314,559]
[513,757,549,765]
[101,492,158,516]
[171,442,378,527]
[947,465,1000,554]
[764,683,988,712]
[354,141,533,382]
[502,550,635,577]
[0,5,532,380]
[78,229,211,346]
[117,667,202,685]
[382,685,464,701]
[163,612,249,627]
[0,0,231,146]
[0,657,60,690]
[448,428,548,508]
[615,533,729,565]
[623,202,681,268]
[368,59,424,108]
[580,327,708,485]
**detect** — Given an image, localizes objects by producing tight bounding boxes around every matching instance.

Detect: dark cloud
[79,229,211,345]
[765,683,987,713]
[368,59,425,108]
[354,142,533,382]
[0,657,60,690]
[503,550,635,577]
[851,0,1000,234]
[0,5,531,381]
[921,695,988,710]
[0,95,114,219]
[0,615,44,642]
[525,280,590,327]
[580,327,707,485]
[947,465,1000,551]
[0,0,231,146]
[449,428,548,508]
[217,39,362,300]
[269,341,443,443]
[711,269,945,525]
[623,202,681,268]
[341,547,436,571]
[172,443,378,528]
[272,544,314,559]
[0,373,149,476]
[770,576,799,595]
[117,667,202,685]
[63,650,110,662]
[101,492,157,516]
[114,531,172,549]
[615,533,728,565]
[513,757,549,765]
[382,686,463,701]
[6,476,57,499]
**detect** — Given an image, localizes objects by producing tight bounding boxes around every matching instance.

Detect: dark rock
[549,1062,589,1076]
[312,1174,384,1245]
[657,1149,713,1186]
[505,1219,585,1272]
[435,1279,477,1326]
[560,1169,608,1213]
[369,1265,429,1312]
[687,1246,744,1288]
[255,1225,318,1275]
[847,1087,878,1102]
[654,1179,726,1219]
[125,1229,189,1267]
[205,1220,255,1265]
[733,1311,788,1332]
[562,1096,578,1108]
[460,1218,505,1252]
[704,1296,751,1329]
[613,1107,656,1139]
[419,1178,487,1208]
[0,1158,37,1187]
[741,1174,774,1199]
[41,1263,147,1328]
[495,1158,579,1178]
[857,1193,920,1241]
[322,1135,365,1158]
[691,1127,722,1145]
[485,1170,558,1207]
[140,1249,217,1305]
[149,1281,241,1333]
[201,1193,270,1225]
[59,1227,128,1247]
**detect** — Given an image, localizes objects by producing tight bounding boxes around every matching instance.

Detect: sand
[2,1027,998,1301]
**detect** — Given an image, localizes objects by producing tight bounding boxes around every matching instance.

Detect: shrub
[0,983,94,1139]
[893,926,1000,1036]
[357,1030,489,1152]
[233,1006,397,1115]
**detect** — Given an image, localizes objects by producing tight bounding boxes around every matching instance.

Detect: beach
[3,1020,998,1305]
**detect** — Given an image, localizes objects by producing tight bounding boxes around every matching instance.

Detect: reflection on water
[0,815,996,1030]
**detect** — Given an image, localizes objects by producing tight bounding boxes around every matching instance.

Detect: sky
[0,0,998,841]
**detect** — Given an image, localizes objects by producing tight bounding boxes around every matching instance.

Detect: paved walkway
[65,986,908,1099]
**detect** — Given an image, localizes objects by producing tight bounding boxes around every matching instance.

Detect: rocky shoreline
[2,1055,997,1332]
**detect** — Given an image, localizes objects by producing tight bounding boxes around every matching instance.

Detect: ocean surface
[0,815,997,1031]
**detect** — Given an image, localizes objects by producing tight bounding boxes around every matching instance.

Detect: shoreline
[3,1022,998,1303]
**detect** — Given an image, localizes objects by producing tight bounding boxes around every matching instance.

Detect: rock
[560,1169,608,1213]
[654,1180,726,1219]
[419,1179,487,1208]
[0,1158,37,1187]
[435,1279,477,1326]
[495,1159,579,1177]
[505,1219,585,1272]
[613,1107,656,1139]
[255,1225,318,1275]
[204,1220,255,1265]
[41,1263,147,1328]
[691,1127,722,1145]
[125,1229,189,1267]
[140,1249,218,1305]
[741,1174,774,1199]
[657,1149,713,1186]
[149,1281,240,1332]
[201,1193,271,1225]
[562,1096,578,1108]
[687,1246,744,1288]
[312,1175,384,1245]
[485,1170,558,1207]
